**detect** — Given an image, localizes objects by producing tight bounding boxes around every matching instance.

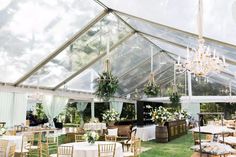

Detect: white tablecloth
[84,123,106,131]
[220,136,236,145]
[190,125,235,134]
[62,141,123,157]
[135,125,156,141]
[0,135,22,150]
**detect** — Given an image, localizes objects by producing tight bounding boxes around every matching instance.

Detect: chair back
[105,135,117,142]
[57,146,73,157]
[8,144,16,157]
[98,143,116,157]
[131,138,141,157]
[0,139,8,156]
[75,135,84,142]
[6,130,16,136]
[41,143,49,157]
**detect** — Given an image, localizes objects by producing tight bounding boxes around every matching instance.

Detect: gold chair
[8,144,16,157]
[123,129,137,151]
[98,143,116,157]
[105,135,117,142]
[0,139,9,157]
[41,143,49,157]
[46,136,58,155]
[123,138,141,157]
[50,145,74,157]
[6,130,16,136]
[75,135,85,142]
[192,132,212,145]
[15,134,32,157]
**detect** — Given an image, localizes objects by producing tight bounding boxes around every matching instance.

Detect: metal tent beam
[53,31,135,90]
[111,9,236,50]
[140,31,236,66]
[14,10,109,86]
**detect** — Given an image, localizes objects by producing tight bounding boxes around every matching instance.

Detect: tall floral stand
[155,125,168,143]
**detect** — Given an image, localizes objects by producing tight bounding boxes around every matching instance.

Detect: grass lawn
[141,133,194,157]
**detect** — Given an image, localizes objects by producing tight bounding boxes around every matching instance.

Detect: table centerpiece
[83,131,99,144]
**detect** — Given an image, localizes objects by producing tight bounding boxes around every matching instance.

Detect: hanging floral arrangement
[95,59,119,101]
[169,85,181,109]
[144,73,159,97]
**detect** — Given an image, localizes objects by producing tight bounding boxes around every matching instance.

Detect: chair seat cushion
[15,149,29,153]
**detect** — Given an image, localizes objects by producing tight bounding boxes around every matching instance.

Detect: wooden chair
[105,135,117,142]
[98,143,116,157]
[0,139,9,157]
[6,130,16,136]
[50,145,74,157]
[192,132,212,145]
[41,143,50,157]
[123,138,141,157]
[15,134,31,157]
[8,144,16,157]
[75,134,85,142]
[46,136,58,155]
[123,129,137,151]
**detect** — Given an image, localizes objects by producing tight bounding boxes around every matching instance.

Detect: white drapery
[110,101,123,117]
[0,92,27,127]
[42,95,68,127]
[76,102,88,128]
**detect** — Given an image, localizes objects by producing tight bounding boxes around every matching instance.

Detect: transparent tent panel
[63,34,163,94]
[64,68,98,93]
[118,52,174,96]
[118,13,236,66]
[101,0,236,45]
[0,0,103,83]
[23,13,131,87]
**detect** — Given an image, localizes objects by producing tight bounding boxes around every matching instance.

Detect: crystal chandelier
[175,0,227,77]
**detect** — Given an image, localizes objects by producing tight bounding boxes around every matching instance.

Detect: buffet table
[135,124,156,141]
[62,141,123,157]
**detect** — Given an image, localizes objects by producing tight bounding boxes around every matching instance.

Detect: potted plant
[102,108,119,126]
[94,60,119,101]
[151,106,171,143]
[83,131,99,144]
[144,73,159,97]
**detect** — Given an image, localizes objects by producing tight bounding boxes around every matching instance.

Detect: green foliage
[35,103,47,121]
[120,103,135,120]
[144,81,159,97]
[169,92,181,109]
[94,71,119,101]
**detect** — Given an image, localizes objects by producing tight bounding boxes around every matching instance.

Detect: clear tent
[0,0,236,98]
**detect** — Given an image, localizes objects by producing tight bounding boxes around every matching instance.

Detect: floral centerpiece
[102,108,119,126]
[151,106,171,126]
[173,110,190,120]
[0,126,6,136]
[83,131,99,144]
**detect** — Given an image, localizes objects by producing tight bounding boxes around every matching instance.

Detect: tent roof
[0,0,236,99]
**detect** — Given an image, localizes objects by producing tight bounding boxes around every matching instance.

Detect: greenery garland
[95,71,119,101]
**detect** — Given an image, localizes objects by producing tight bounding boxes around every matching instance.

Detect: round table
[62,141,123,157]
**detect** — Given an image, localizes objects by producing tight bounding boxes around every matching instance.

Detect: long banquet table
[62,141,123,157]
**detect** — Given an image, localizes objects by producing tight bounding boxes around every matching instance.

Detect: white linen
[190,125,235,134]
[76,102,88,127]
[107,128,118,136]
[84,123,106,131]
[219,136,236,145]
[0,92,27,127]
[62,141,123,157]
[135,125,156,141]
[42,95,68,127]
[0,135,22,150]
[110,101,123,117]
